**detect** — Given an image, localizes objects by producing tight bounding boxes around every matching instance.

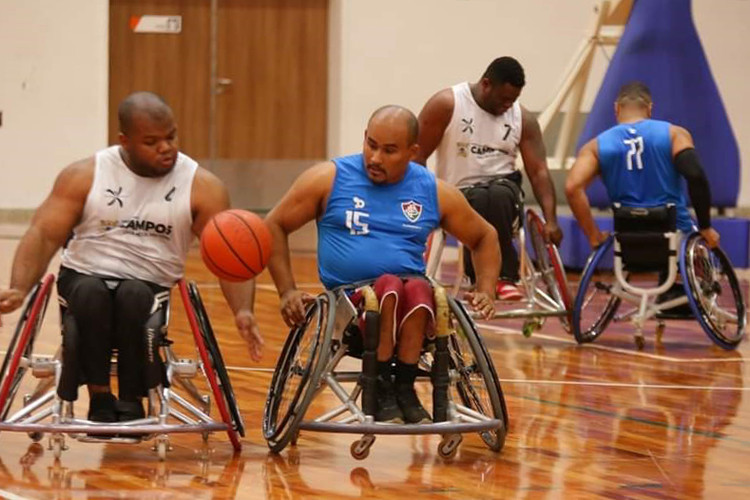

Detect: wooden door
[109,0,328,160]
[109,0,211,158]
[215,0,328,159]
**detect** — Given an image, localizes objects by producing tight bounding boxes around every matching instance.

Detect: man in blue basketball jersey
[266,105,499,423]
[565,81,719,250]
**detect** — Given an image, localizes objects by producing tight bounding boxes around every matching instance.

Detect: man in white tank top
[0,92,263,425]
[417,57,562,300]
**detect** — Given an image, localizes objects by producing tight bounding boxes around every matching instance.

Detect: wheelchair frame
[572,230,746,350]
[426,207,572,336]
[0,274,244,460]
[262,281,508,460]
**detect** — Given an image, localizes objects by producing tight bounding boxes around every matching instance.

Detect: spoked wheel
[572,236,622,344]
[680,233,746,349]
[0,274,55,420]
[263,292,335,453]
[525,209,573,331]
[447,297,507,452]
[179,280,244,451]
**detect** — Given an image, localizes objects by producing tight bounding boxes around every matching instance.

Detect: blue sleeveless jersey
[317,154,440,289]
[597,119,694,232]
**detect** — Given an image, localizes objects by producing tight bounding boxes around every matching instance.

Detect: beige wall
[0,0,109,209]
[328,0,750,206]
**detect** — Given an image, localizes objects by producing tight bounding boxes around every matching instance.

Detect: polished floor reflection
[0,235,748,499]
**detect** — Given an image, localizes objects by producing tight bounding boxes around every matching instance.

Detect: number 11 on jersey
[623,136,644,171]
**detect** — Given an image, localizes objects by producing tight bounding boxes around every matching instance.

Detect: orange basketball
[200,209,272,281]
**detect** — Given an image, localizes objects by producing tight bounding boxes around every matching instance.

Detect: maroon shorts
[373,274,435,338]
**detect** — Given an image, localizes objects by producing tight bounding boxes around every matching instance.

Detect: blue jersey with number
[317,154,440,289]
[597,119,694,232]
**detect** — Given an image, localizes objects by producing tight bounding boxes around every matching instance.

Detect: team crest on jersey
[401,200,423,223]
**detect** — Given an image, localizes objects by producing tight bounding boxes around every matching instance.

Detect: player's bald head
[118,91,173,135]
[367,105,419,146]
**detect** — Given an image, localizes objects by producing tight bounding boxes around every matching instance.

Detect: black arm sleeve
[674,148,712,229]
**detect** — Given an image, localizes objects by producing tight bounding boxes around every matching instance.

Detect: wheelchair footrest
[299,419,502,435]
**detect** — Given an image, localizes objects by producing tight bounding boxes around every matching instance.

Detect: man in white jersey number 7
[0,92,263,424]
[416,57,562,301]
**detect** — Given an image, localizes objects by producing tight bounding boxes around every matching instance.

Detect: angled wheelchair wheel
[447,297,508,452]
[525,209,573,330]
[572,236,621,344]
[179,280,243,451]
[680,234,746,349]
[0,274,55,420]
[263,292,335,453]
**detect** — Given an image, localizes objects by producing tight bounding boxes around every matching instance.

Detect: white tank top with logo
[435,82,522,188]
[61,145,197,287]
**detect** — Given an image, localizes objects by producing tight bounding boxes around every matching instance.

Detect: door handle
[215,77,233,94]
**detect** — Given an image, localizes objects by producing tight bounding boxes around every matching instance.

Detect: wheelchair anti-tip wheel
[525,209,573,331]
[447,297,508,452]
[680,233,746,349]
[0,274,55,421]
[180,280,244,451]
[572,236,621,344]
[263,292,335,453]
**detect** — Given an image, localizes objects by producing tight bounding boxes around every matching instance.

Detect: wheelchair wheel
[447,297,508,452]
[0,274,54,421]
[263,292,335,453]
[525,209,573,330]
[680,234,746,349]
[179,280,243,451]
[572,236,621,344]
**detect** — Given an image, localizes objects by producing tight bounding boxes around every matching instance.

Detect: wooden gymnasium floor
[0,229,749,499]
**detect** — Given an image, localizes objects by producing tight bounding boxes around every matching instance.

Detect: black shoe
[87,392,117,439]
[88,393,117,423]
[395,384,432,424]
[375,376,404,423]
[116,399,145,422]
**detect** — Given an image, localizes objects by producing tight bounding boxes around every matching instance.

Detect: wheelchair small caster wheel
[522,319,541,338]
[634,335,645,350]
[350,435,375,460]
[49,435,65,460]
[28,431,44,442]
[154,437,171,461]
[437,433,462,459]
[655,322,666,344]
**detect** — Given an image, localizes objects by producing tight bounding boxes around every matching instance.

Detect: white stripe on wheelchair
[475,322,748,364]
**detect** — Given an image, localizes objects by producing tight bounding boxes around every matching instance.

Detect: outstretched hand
[235,309,264,362]
[280,289,316,327]
[0,288,25,327]
[463,290,495,320]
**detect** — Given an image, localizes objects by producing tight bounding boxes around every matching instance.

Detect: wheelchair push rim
[572,236,622,344]
[448,297,508,452]
[263,291,335,452]
[680,233,746,349]
[525,209,573,329]
[0,274,55,421]
[179,280,243,451]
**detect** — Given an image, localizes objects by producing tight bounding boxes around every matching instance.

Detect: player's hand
[543,221,563,246]
[589,230,610,249]
[0,288,25,327]
[464,290,495,320]
[699,227,720,249]
[235,309,264,362]
[280,289,315,327]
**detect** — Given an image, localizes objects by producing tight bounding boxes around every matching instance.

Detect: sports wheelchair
[426,208,572,336]
[262,279,508,460]
[0,274,244,460]
[572,204,746,349]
